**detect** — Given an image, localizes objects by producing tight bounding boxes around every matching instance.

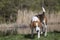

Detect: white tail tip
[42,7,46,12]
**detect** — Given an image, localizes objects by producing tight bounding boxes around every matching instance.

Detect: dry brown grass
[0,10,60,35]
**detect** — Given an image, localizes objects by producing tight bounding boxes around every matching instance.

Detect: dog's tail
[42,7,46,12]
[42,7,46,16]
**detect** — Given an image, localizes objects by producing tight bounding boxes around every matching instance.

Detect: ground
[0,32,60,40]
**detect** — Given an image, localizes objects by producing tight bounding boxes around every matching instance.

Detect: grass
[0,32,60,40]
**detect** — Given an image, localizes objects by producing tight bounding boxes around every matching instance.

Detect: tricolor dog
[30,7,47,38]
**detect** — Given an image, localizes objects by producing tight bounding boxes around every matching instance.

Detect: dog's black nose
[37,30,39,32]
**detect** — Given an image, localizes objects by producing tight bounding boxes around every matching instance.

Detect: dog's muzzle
[36,27,40,32]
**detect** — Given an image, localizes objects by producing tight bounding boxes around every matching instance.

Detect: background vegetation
[0,0,60,14]
[0,0,60,23]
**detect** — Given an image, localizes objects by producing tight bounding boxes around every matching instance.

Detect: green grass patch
[0,32,60,40]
